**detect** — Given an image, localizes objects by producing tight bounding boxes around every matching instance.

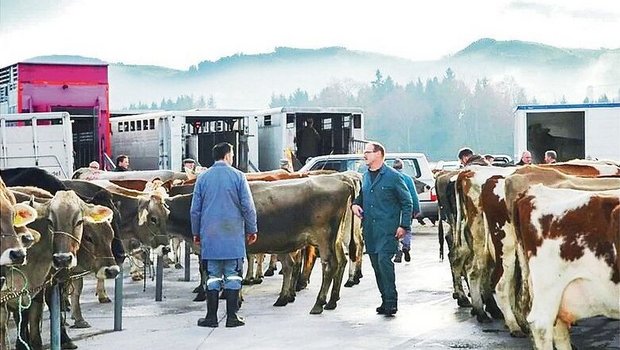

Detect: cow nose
[9,249,26,265]
[53,253,73,268]
[105,266,120,279]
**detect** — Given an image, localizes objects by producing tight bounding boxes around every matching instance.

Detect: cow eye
[75,219,84,227]
[150,217,158,225]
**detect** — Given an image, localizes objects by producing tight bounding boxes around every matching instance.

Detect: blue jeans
[202,258,244,291]
[400,228,412,250]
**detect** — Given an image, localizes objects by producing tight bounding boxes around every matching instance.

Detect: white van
[299,153,437,221]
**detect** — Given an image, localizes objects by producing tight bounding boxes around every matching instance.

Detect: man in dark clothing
[351,141,413,316]
[516,151,533,165]
[457,147,487,167]
[295,118,321,165]
[113,155,130,171]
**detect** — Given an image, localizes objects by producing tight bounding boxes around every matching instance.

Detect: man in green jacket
[351,141,413,316]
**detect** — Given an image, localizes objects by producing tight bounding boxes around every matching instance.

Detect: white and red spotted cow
[513,185,620,350]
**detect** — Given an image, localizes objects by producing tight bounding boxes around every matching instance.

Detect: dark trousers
[368,252,397,308]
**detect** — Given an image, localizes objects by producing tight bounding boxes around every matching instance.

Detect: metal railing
[349,138,369,154]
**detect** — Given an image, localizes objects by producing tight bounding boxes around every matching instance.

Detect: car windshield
[354,158,422,178]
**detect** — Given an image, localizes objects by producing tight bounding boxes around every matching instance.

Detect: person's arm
[395,174,413,229]
[238,174,258,244]
[190,176,204,243]
[351,182,364,219]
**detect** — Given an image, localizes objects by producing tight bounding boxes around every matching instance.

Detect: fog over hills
[27,38,620,109]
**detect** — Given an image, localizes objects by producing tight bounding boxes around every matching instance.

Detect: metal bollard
[184,241,191,282]
[155,254,163,301]
[50,283,61,350]
[114,267,123,331]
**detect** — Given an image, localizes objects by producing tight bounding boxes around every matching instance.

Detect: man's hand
[351,204,364,219]
[193,235,200,245]
[395,227,406,239]
[246,233,258,245]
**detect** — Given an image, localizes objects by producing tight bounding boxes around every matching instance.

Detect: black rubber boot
[197,290,219,327]
[225,289,245,327]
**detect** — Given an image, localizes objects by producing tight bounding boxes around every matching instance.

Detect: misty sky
[1,0,618,70]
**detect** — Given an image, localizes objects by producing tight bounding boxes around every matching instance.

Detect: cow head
[137,188,170,250]
[1,178,37,266]
[34,191,114,269]
[79,220,120,280]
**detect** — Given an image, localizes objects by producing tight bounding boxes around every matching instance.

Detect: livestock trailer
[0,62,111,169]
[0,112,74,178]
[514,103,620,163]
[110,109,258,172]
[254,106,365,170]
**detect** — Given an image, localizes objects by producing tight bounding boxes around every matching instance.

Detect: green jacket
[353,163,413,253]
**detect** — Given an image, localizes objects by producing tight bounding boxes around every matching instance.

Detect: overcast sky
[1,0,618,70]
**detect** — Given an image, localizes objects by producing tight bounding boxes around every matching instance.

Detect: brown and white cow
[513,185,620,350]
[454,166,516,322]
[0,179,37,266]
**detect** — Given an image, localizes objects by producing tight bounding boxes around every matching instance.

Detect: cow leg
[447,234,472,307]
[527,263,563,350]
[553,319,572,350]
[495,239,527,337]
[467,266,491,323]
[274,253,296,306]
[194,262,207,302]
[325,242,347,310]
[255,254,265,281]
[70,278,91,328]
[173,238,183,269]
[310,230,339,315]
[296,246,317,291]
[243,253,256,285]
[264,254,278,277]
[0,307,9,350]
[15,308,32,350]
[96,278,111,303]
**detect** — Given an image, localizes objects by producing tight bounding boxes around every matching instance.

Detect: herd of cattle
[435,159,620,350]
[0,166,363,350]
[1,158,619,350]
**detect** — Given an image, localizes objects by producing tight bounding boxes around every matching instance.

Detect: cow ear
[83,205,114,223]
[13,203,38,227]
[138,208,149,226]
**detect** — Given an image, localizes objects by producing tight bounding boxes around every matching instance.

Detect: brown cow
[513,185,619,350]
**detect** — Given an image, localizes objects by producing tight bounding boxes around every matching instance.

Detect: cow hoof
[278,269,283,275]
[309,305,324,315]
[264,268,275,277]
[273,297,289,307]
[287,295,296,303]
[98,296,112,304]
[457,297,472,307]
[510,330,527,338]
[253,277,263,285]
[241,279,252,285]
[61,340,78,349]
[131,275,143,282]
[475,312,492,323]
[192,285,204,293]
[295,281,307,292]
[343,280,355,288]
[324,300,337,310]
[71,320,91,329]
[174,263,183,269]
[193,293,206,302]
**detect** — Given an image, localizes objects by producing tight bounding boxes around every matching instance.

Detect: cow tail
[438,204,444,261]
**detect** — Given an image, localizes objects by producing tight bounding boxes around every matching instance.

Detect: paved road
[7,223,619,349]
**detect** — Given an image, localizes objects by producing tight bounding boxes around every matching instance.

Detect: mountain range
[25,38,620,109]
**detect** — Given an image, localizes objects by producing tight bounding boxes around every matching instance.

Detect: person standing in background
[391,158,421,263]
[295,118,321,165]
[113,155,130,171]
[544,150,557,164]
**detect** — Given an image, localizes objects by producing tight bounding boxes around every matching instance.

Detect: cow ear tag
[13,203,37,227]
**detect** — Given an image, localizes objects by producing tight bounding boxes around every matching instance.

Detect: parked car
[299,153,438,222]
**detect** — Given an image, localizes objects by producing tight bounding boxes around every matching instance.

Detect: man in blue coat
[191,142,258,328]
[392,158,421,263]
[351,142,413,316]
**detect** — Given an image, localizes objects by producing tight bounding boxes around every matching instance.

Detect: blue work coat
[400,172,421,216]
[190,161,258,259]
[353,164,413,253]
